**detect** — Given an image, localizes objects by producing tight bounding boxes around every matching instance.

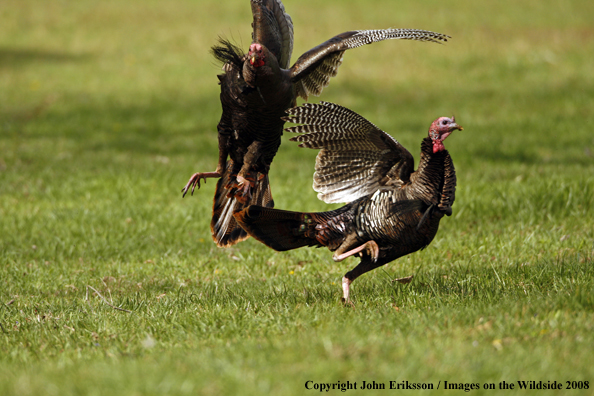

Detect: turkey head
[429,116,463,153]
[243,43,280,88]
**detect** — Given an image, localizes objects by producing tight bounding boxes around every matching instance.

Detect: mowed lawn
[1,0,594,394]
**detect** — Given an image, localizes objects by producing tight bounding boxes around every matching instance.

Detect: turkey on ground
[234,102,462,302]
[181,0,450,247]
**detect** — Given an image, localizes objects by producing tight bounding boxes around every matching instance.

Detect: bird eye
[441,120,448,125]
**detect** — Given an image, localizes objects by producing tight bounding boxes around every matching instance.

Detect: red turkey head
[248,43,266,68]
[429,116,463,153]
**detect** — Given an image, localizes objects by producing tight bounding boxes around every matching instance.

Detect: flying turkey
[181,0,450,247]
[234,102,463,302]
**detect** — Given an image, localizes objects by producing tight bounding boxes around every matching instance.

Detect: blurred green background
[1,0,593,395]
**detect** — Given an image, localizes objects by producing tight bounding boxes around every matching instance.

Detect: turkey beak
[449,123,463,132]
[450,116,463,131]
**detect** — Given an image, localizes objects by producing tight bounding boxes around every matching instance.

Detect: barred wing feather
[290,29,449,101]
[286,102,414,204]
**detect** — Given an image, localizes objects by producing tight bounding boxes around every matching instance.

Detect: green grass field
[1,0,594,394]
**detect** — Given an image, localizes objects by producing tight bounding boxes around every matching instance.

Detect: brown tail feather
[233,205,322,251]
[211,161,274,247]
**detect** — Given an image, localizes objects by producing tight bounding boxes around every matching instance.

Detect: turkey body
[234,102,462,301]
[182,0,450,248]
[218,55,293,179]
[206,41,293,247]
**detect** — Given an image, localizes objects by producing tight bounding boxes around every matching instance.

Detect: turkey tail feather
[211,161,274,247]
[234,206,321,251]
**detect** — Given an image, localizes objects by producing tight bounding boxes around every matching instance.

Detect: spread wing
[251,0,294,69]
[289,29,449,101]
[285,101,415,204]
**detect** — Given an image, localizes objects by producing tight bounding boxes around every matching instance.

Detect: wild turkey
[234,102,462,301]
[181,0,450,247]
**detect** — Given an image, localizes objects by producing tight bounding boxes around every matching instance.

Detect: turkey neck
[241,62,294,134]
[407,137,456,207]
[242,56,293,102]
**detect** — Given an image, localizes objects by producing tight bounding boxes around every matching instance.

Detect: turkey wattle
[234,102,463,302]
[182,0,450,248]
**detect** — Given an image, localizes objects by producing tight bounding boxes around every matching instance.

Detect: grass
[1,0,594,394]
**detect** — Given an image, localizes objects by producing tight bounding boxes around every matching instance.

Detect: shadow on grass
[1,93,222,158]
[0,47,91,69]
[377,252,594,311]
[83,250,593,314]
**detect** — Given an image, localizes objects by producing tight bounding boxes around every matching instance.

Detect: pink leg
[181,171,221,197]
[342,276,352,303]
[333,240,379,263]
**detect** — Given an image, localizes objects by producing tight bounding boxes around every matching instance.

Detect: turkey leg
[181,131,230,197]
[341,251,386,303]
[333,240,380,304]
[332,240,379,263]
[235,140,263,200]
[342,277,353,303]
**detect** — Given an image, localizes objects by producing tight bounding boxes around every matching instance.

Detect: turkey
[234,102,462,302]
[181,0,450,247]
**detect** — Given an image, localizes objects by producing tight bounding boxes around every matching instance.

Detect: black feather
[211,38,244,69]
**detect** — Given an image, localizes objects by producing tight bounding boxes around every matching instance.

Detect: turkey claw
[182,174,205,197]
[365,240,380,263]
[181,171,221,197]
[332,240,379,263]
[236,175,255,202]
[341,297,355,308]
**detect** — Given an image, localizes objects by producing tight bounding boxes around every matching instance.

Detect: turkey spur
[181,0,450,247]
[234,102,463,302]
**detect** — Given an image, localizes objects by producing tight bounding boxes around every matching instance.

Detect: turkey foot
[341,276,355,304]
[333,240,379,263]
[235,175,255,203]
[181,171,221,197]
